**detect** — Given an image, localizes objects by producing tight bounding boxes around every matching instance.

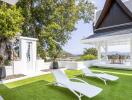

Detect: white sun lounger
[81,67,119,85]
[0,96,3,100]
[52,69,102,100]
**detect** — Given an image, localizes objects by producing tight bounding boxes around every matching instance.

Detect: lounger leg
[101,79,107,85]
[78,95,82,100]
[78,93,83,100]
[82,74,84,78]
[97,77,107,85]
[104,80,107,85]
[78,97,81,100]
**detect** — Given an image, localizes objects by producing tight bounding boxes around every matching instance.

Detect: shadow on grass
[0,79,104,100]
[0,68,132,100]
[47,82,104,100]
[78,74,119,86]
[0,80,50,100]
[0,80,87,100]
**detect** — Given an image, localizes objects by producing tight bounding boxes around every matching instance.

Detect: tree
[17,0,95,61]
[0,3,24,64]
[83,48,97,57]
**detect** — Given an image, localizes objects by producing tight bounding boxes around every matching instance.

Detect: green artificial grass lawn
[0,67,132,100]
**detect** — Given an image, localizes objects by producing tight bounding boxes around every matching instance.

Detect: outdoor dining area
[107,54,128,64]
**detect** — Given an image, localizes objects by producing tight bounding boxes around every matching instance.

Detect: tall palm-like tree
[0,2,23,65]
[0,38,12,63]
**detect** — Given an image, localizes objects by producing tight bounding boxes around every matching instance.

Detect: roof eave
[82,33,132,44]
[94,22,132,33]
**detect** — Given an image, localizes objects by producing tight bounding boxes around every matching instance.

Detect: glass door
[26,42,33,72]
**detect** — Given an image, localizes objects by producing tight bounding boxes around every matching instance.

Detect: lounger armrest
[70,78,89,85]
[84,73,96,76]
[57,82,68,87]
[100,72,106,74]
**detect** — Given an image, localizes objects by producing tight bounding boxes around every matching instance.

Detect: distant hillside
[61,51,77,58]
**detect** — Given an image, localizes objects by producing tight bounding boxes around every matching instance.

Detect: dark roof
[85,0,132,40]
[85,26,132,40]
[94,0,132,30]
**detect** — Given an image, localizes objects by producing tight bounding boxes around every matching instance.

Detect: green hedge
[78,54,97,61]
[83,48,97,57]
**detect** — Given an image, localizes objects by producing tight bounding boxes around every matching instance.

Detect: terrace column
[96,43,101,61]
[104,42,108,62]
[130,39,132,64]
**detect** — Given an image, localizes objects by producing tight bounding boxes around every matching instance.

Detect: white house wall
[36,60,52,71]
[5,61,27,76]
[5,66,13,76]
[32,41,37,72]
[4,37,38,76]
[19,39,28,74]
[19,37,38,74]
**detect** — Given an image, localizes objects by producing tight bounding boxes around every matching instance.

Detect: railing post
[130,39,132,64]
[96,43,101,61]
[104,42,108,63]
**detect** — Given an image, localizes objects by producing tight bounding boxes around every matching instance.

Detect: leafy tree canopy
[0,3,24,63]
[17,0,96,60]
[83,48,97,57]
[0,4,24,39]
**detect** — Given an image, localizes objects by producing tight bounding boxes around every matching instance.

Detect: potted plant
[49,44,62,69]
[52,59,59,69]
[0,55,6,80]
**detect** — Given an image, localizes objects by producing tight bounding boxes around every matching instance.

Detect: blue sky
[63,0,106,55]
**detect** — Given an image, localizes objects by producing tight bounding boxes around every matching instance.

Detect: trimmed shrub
[79,54,97,61]
[83,48,97,57]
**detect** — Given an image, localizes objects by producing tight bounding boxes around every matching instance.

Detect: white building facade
[6,37,38,75]
[82,0,132,70]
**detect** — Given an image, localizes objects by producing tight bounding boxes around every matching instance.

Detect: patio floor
[0,68,132,100]
[93,61,132,70]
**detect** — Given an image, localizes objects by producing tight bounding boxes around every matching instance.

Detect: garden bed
[4,74,26,80]
[41,67,65,72]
